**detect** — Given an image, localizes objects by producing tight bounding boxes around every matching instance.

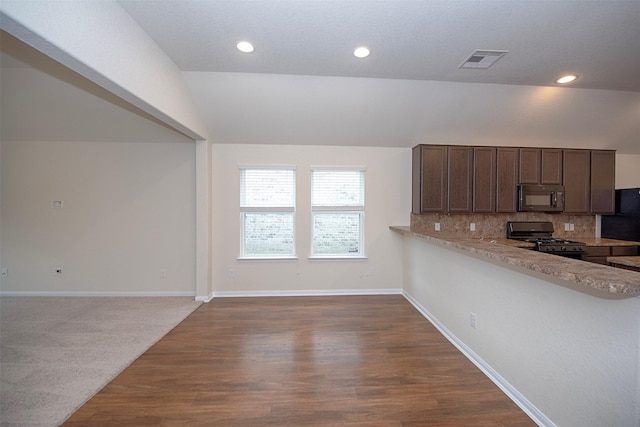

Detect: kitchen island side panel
[401,235,640,427]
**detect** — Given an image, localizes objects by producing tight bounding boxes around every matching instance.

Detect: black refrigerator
[601,188,640,242]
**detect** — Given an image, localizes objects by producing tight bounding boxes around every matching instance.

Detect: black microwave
[517,184,565,212]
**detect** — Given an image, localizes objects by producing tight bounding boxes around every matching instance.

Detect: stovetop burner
[521,237,584,245]
[506,221,586,255]
[530,239,586,254]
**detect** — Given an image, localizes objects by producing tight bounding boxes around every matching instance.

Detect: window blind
[311,168,365,208]
[240,168,295,209]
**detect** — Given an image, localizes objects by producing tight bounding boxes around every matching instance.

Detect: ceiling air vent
[459,50,508,69]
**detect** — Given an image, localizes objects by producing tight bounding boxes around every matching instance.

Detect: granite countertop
[577,237,640,247]
[607,256,640,269]
[482,237,640,248]
[390,226,640,296]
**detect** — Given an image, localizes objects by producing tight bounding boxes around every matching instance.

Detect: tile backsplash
[410,212,595,238]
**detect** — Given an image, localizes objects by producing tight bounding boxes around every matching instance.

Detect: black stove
[506,221,586,257]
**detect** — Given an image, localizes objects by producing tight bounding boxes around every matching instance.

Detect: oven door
[518,184,565,212]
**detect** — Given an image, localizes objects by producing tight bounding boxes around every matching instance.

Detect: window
[311,167,365,258]
[240,167,296,258]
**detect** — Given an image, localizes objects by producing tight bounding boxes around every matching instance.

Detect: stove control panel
[541,245,585,253]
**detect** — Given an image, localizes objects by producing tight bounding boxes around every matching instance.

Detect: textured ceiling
[118,0,640,93]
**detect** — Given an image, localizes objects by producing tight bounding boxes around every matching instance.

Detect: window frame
[238,165,297,260]
[309,166,366,260]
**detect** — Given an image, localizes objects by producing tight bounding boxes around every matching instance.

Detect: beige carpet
[0,296,201,426]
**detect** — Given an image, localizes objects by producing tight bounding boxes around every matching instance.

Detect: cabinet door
[563,149,590,213]
[590,150,615,214]
[412,146,422,214]
[541,149,563,184]
[412,145,447,213]
[473,147,496,213]
[519,148,540,184]
[582,246,610,265]
[448,146,473,213]
[611,246,638,256]
[496,148,519,212]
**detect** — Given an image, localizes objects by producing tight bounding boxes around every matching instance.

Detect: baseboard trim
[402,290,554,427]
[195,293,214,303]
[0,291,196,297]
[0,289,401,301]
[205,288,402,300]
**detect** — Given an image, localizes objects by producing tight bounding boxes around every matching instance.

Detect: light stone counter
[390,226,640,296]
[607,256,640,270]
[577,237,640,247]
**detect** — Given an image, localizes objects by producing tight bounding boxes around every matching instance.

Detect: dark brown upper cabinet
[519,148,541,184]
[563,149,615,214]
[519,148,562,185]
[473,147,496,213]
[413,144,614,215]
[590,150,615,214]
[496,147,519,213]
[412,145,472,214]
[447,146,473,213]
[541,149,563,184]
[563,149,591,213]
[412,145,447,213]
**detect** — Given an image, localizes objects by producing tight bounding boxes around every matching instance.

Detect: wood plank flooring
[64,295,536,426]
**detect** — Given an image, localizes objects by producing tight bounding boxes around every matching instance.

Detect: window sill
[308,256,368,261]
[237,256,299,262]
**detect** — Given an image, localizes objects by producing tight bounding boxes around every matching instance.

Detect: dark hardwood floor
[64,295,536,426]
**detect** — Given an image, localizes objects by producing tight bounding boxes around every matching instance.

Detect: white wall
[402,235,640,427]
[185,71,640,154]
[0,140,196,295]
[0,0,208,140]
[0,65,195,144]
[210,144,411,295]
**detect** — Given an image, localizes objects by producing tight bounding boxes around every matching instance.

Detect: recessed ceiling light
[236,41,254,53]
[353,46,370,58]
[556,74,578,84]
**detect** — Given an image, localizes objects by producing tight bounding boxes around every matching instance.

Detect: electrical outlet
[570,223,575,231]
[160,269,167,278]
[435,223,441,231]
[470,312,478,329]
[228,269,236,278]
[470,223,476,232]
[54,268,63,275]
[1,268,7,278]
[564,223,570,231]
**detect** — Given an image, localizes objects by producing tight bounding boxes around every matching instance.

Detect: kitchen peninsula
[392,225,640,427]
[391,226,640,295]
